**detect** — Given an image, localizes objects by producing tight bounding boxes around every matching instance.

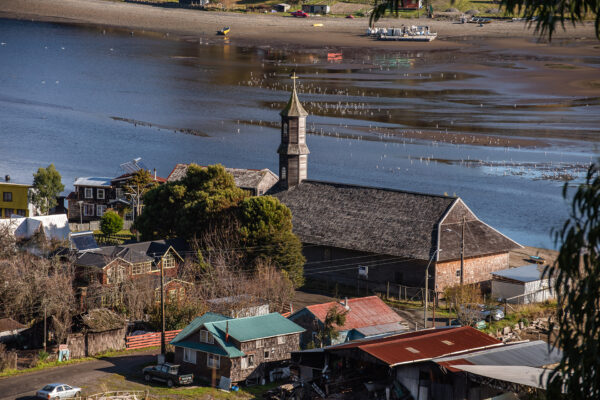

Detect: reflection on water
[1,18,599,248]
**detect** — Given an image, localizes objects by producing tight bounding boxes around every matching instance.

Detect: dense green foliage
[31,164,64,215]
[135,164,306,286]
[239,196,305,286]
[546,164,600,398]
[100,211,124,237]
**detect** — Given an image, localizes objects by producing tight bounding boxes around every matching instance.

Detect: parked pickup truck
[143,363,194,387]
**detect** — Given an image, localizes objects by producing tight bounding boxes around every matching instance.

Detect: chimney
[342,297,350,311]
[225,321,229,343]
[153,168,157,180]
[4,175,9,182]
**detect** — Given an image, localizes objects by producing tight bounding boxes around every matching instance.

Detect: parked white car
[36,383,81,399]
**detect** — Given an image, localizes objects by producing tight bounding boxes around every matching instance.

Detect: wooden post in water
[387,282,390,300]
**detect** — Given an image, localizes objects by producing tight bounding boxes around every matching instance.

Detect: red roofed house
[293,326,504,399]
[288,296,408,348]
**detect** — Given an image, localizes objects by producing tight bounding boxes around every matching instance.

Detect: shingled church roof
[272,180,520,261]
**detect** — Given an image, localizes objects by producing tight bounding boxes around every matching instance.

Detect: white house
[491,264,555,304]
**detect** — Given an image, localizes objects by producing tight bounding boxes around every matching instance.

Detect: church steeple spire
[280,72,308,118]
[278,72,309,190]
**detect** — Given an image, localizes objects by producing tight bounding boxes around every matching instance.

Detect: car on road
[291,11,308,18]
[460,303,505,322]
[143,363,194,388]
[36,383,81,399]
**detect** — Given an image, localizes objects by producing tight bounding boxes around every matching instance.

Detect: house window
[16,209,26,217]
[106,265,125,285]
[4,208,14,217]
[183,348,196,364]
[241,357,248,369]
[207,354,220,369]
[150,262,159,272]
[200,330,214,344]
[162,254,176,269]
[281,167,287,180]
[169,289,177,302]
[83,204,95,216]
[264,350,271,359]
[277,336,286,345]
[96,205,107,217]
[84,188,93,199]
[255,339,263,349]
[2,192,12,202]
[97,188,105,200]
[248,354,254,366]
[115,188,124,199]
[132,263,150,275]
[456,270,461,277]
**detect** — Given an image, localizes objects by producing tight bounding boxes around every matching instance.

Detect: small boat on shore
[217,27,230,35]
[368,26,437,42]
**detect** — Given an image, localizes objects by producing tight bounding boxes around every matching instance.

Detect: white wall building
[491,264,554,304]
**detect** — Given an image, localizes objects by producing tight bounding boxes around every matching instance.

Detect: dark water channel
[1,18,599,248]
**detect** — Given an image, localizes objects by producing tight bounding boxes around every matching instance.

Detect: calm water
[1,18,599,248]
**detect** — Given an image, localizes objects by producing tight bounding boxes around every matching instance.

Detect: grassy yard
[482,301,557,335]
[88,373,283,399]
[0,347,159,378]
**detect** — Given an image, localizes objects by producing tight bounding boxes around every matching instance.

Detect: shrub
[100,210,123,237]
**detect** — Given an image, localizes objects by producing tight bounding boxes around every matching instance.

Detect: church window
[281,167,287,179]
[283,122,288,137]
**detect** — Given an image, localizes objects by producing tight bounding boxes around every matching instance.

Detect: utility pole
[424,249,440,330]
[460,216,465,286]
[160,258,166,355]
[43,304,47,352]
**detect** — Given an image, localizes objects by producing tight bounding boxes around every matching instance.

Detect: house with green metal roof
[171,312,304,384]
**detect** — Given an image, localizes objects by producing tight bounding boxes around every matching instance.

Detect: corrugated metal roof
[299,296,406,331]
[452,365,551,389]
[210,312,304,342]
[334,326,501,367]
[354,322,408,337]
[492,264,545,283]
[435,340,562,371]
[170,312,230,345]
[74,177,112,187]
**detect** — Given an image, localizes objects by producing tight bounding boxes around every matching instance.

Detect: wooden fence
[125,330,181,350]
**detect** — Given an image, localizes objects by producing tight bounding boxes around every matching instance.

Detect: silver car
[36,383,81,399]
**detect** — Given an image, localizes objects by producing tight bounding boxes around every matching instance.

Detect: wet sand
[1,0,598,48]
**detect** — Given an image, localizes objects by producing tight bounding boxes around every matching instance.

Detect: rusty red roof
[333,326,501,367]
[302,296,406,331]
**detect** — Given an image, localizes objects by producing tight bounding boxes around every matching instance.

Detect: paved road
[0,350,157,400]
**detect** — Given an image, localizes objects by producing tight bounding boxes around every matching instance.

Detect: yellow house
[0,181,32,218]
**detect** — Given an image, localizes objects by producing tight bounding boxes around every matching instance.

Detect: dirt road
[0,350,157,400]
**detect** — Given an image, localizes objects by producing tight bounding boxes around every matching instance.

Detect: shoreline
[1,0,599,51]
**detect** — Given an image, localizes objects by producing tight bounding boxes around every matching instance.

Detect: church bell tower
[278,72,309,189]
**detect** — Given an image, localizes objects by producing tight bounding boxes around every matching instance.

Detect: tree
[123,169,157,218]
[545,164,600,398]
[100,210,123,238]
[238,196,306,286]
[369,0,600,40]
[31,164,64,215]
[136,164,306,286]
[135,164,246,240]
[316,304,348,347]
[444,284,483,326]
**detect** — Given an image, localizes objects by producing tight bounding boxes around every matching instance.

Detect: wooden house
[171,312,304,384]
[67,177,114,222]
[269,76,522,293]
[74,240,183,286]
[289,296,408,347]
[167,164,278,196]
[0,176,34,218]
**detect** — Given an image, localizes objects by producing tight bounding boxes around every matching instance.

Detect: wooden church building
[270,74,521,293]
